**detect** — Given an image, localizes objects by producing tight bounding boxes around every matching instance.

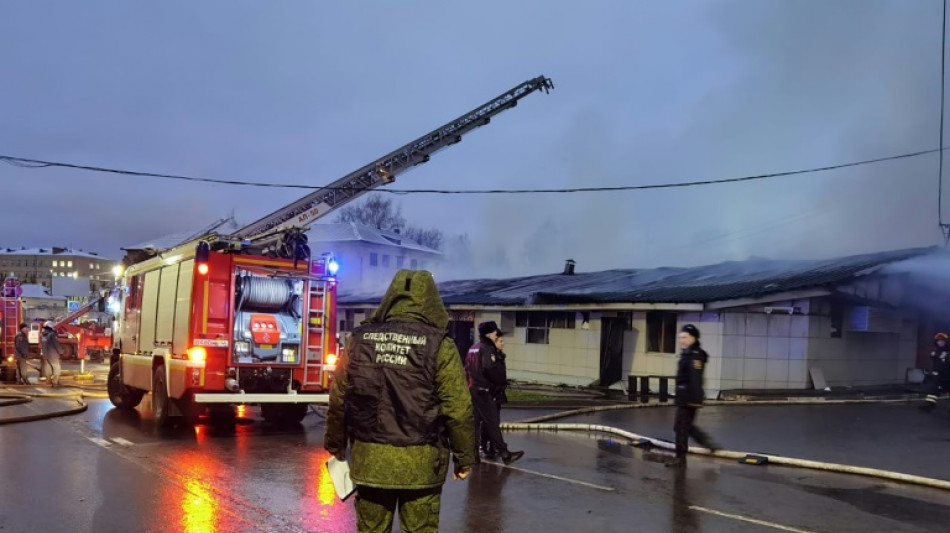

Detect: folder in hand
[326,456,357,501]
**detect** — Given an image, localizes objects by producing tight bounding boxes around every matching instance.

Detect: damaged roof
[339,246,938,306]
[308,223,441,255]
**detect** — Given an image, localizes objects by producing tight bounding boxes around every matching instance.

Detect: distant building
[308,222,442,294]
[0,247,116,293]
[340,247,948,398]
[18,283,67,322]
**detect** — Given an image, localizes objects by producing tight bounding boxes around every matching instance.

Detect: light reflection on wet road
[1,398,948,533]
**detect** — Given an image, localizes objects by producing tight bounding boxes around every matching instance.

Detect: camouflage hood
[366,270,449,331]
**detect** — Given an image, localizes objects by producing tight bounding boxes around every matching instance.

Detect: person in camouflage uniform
[325,269,476,533]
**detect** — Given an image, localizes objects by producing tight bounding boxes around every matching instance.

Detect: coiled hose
[236,274,300,319]
[239,275,295,309]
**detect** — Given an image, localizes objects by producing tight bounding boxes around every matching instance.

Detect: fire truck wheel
[152,365,173,428]
[261,403,308,426]
[107,362,144,409]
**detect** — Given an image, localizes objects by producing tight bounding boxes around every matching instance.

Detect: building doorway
[600,317,625,386]
[448,320,474,359]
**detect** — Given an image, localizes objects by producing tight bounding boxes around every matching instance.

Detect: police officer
[14,322,31,385]
[481,333,509,459]
[324,270,475,533]
[666,324,720,468]
[920,332,950,412]
[466,321,523,465]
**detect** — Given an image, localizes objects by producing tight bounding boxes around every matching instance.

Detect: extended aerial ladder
[125,75,554,265]
[109,75,554,423]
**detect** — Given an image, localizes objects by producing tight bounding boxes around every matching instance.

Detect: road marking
[689,506,821,533]
[482,461,614,491]
[109,437,135,447]
[88,437,112,447]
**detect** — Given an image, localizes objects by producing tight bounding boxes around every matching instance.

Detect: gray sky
[1,0,945,276]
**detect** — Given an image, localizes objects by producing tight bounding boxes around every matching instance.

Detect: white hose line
[501,422,950,492]
[516,398,919,424]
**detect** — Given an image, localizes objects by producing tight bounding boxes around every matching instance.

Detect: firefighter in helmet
[324,270,475,533]
[920,332,950,411]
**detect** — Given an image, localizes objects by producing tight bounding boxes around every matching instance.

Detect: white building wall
[719,311,810,391]
[806,314,916,387]
[339,292,922,396]
[494,311,600,387]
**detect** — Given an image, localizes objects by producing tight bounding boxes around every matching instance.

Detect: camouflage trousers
[355,485,442,533]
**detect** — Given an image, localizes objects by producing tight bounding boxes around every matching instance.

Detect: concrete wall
[718,297,918,390]
[806,315,917,387]
[719,311,810,391]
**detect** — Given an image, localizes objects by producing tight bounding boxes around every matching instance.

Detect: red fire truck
[107,76,554,426]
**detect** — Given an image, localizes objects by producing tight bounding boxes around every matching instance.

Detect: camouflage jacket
[324,270,476,489]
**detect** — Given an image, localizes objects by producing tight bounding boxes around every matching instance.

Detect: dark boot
[697,436,721,452]
[502,450,524,465]
[665,456,686,468]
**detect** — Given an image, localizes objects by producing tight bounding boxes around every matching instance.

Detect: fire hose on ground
[502,402,950,492]
[1,362,109,424]
[0,389,89,425]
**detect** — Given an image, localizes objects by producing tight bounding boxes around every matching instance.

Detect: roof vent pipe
[563,259,576,275]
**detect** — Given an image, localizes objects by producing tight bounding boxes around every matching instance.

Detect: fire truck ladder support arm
[232,75,554,240]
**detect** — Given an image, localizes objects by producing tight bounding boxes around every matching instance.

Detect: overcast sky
[1,0,945,276]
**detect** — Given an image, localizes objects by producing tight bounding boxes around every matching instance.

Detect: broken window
[520,312,577,345]
[515,312,528,328]
[526,312,548,344]
[549,311,576,329]
[647,311,678,353]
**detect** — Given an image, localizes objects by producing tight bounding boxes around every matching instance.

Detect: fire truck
[107,76,554,426]
[2,281,109,367]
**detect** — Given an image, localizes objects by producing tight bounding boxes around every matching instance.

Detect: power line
[941,0,949,243]
[0,147,944,195]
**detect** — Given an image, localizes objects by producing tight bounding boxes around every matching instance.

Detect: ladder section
[1,298,22,359]
[303,281,327,386]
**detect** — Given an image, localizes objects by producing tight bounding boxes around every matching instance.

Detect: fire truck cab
[108,240,340,427]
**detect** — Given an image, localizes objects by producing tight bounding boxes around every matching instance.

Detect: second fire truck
[107,76,555,426]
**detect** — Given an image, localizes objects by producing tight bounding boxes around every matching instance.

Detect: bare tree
[335,194,405,230]
[334,193,445,250]
[403,226,444,251]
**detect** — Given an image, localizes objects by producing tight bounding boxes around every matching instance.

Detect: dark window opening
[647,311,678,353]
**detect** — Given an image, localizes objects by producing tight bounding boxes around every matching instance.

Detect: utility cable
[0,148,944,195]
[941,0,950,243]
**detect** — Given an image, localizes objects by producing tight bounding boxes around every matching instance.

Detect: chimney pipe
[563,259,576,275]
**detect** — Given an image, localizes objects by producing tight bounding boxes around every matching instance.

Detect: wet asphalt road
[548,402,950,481]
[1,397,949,533]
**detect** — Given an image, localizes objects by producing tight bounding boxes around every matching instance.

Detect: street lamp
[112,265,123,278]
